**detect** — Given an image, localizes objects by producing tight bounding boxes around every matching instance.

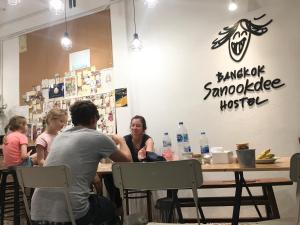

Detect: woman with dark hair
[124,115,154,162]
[103,115,154,213]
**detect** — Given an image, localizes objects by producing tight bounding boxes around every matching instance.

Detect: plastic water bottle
[162,132,174,160]
[200,131,210,161]
[162,132,172,148]
[177,122,191,158]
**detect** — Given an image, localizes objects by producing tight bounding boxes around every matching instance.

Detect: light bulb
[228,0,238,11]
[61,32,72,51]
[7,0,21,6]
[49,0,64,15]
[131,33,142,51]
[144,0,158,8]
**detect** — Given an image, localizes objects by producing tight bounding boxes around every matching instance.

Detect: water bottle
[176,122,191,158]
[162,132,172,148]
[200,131,210,161]
[162,132,174,160]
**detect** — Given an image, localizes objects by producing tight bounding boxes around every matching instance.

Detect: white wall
[0,38,19,134]
[121,0,300,156]
[110,0,300,218]
[110,1,132,135]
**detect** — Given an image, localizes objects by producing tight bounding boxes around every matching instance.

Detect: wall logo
[204,15,286,112]
[211,14,273,62]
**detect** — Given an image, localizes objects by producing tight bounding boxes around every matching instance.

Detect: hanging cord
[133,0,137,33]
[64,0,68,33]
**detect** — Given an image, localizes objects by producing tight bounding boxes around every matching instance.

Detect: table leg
[240,173,263,219]
[232,171,243,225]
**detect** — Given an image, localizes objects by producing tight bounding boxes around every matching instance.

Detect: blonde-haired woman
[35,109,67,166]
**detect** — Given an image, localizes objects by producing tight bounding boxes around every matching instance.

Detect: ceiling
[0,0,114,38]
[0,0,49,25]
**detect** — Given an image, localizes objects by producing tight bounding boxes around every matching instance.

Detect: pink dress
[3,131,28,167]
[35,132,55,160]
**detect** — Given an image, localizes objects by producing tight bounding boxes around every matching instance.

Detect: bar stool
[0,169,21,225]
[124,190,152,221]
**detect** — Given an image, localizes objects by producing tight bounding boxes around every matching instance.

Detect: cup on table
[100,158,112,164]
[236,149,256,168]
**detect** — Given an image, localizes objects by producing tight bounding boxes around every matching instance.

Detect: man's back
[31,127,117,222]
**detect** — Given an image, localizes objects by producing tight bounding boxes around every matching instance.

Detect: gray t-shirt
[31,127,117,222]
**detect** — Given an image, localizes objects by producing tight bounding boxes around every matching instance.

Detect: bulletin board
[18,9,117,136]
[25,67,116,136]
[19,10,113,105]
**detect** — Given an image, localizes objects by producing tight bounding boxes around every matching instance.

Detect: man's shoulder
[63,127,111,142]
[64,127,100,135]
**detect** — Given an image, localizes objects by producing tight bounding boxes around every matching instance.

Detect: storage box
[212,151,234,164]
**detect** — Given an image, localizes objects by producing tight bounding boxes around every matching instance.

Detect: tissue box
[212,151,234,164]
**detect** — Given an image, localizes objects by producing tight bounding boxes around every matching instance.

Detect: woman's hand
[138,147,147,161]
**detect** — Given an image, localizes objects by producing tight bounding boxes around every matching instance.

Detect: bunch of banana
[256,149,275,160]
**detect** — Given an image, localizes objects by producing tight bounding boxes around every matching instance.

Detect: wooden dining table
[97,157,291,225]
[97,157,290,173]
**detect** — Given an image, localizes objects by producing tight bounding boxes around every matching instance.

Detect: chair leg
[297,199,300,225]
[0,173,7,225]
[13,172,20,225]
[296,183,300,225]
[125,190,129,215]
[172,191,183,223]
[146,191,152,222]
[197,199,206,223]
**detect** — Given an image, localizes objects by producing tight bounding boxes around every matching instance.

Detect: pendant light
[49,0,64,15]
[60,0,72,51]
[7,0,21,6]
[131,0,142,51]
[228,0,238,11]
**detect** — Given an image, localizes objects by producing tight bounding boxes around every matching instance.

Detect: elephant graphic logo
[211,14,273,62]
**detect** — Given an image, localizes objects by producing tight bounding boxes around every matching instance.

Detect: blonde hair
[45,109,67,125]
[7,116,27,132]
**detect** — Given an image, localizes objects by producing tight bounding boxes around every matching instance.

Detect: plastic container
[162,132,172,148]
[200,132,210,154]
[176,122,191,159]
[162,132,173,160]
[236,149,256,168]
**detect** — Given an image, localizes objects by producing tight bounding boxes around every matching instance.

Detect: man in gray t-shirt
[31,101,132,225]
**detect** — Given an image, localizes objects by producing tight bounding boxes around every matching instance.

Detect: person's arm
[137,138,154,160]
[3,135,7,145]
[109,135,133,162]
[145,138,154,152]
[36,144,45,166]
[20,144,31,160]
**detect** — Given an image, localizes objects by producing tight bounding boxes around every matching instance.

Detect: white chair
[246,153,300,225]
[16,165,76,225]
[112,159,203,225]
